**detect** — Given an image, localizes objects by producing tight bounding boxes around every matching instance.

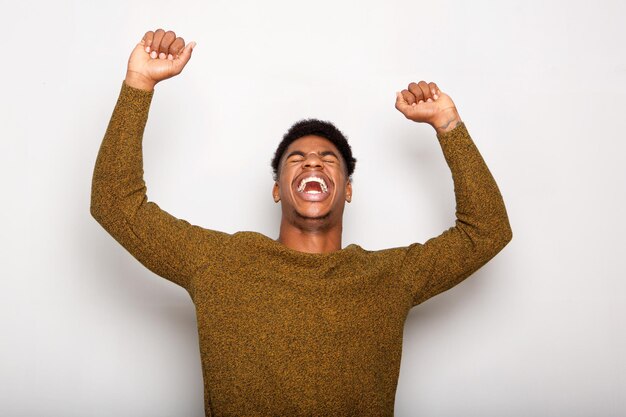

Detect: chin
[294,208,331,221]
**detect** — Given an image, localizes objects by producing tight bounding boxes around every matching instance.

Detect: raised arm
[394,81,512,306]
[91,29,228,290]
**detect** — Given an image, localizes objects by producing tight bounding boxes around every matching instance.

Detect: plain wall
[2,0,625,416]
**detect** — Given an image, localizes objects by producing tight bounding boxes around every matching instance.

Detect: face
[273,135,352,227]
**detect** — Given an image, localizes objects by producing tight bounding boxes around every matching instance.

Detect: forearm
[90,81,154,223]
[437,123,513,252]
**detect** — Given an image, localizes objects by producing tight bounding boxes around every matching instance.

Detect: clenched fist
[125,29,196,91]
[395,81,462,134]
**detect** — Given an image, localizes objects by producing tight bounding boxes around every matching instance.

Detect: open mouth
[297,176,329,194]
[293,175,332,201]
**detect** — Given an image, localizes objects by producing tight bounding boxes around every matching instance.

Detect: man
[91,28,512,416]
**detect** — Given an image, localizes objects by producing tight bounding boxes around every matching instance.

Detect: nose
[303,153,323,169]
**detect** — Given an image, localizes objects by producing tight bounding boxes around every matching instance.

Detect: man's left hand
[395,81,462,134]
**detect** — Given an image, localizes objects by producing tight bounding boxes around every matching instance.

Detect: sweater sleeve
[90,81,229,290]
[399,122,512,307]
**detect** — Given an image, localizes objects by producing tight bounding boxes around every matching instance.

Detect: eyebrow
[285,150,340,159]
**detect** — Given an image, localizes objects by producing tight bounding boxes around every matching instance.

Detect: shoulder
[343,243,415,271]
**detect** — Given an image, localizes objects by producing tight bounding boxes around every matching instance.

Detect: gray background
[2,0,625,416]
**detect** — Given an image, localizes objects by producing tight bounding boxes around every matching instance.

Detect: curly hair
[271,119,357,181]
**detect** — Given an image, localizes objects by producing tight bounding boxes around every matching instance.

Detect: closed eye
[320,151,339,163]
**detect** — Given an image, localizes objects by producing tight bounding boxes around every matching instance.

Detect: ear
[345,180,352,203]
[272,182,280,203]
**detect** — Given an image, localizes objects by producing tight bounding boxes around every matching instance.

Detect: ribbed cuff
[120,80,154,109]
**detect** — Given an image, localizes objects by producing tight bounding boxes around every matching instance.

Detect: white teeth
[297,176,328,193]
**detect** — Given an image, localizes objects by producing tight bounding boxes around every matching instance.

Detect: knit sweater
[91,81,512,416]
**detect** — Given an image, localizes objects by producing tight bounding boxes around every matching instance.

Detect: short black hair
[271,119,357,181]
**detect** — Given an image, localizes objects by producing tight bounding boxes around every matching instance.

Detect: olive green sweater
[91,82,512,416]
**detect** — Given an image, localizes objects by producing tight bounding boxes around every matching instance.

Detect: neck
[277,220,343,254]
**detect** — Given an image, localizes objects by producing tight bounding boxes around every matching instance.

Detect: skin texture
[124,28,463,253]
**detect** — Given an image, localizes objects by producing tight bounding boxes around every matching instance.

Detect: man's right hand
[125,29,196,91]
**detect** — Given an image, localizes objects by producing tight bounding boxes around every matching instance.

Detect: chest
[191,257,411,349]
